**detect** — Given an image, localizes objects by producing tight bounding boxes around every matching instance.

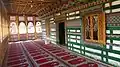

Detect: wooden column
[25,16,28,40]
[45,19,50,39]
[0,8,1,42]
[33,16,37,39]
[8,15,10,41]
[16,16,20,40]
[8,23,10,41]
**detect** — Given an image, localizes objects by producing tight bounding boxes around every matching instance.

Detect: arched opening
[28,22,35,33]
[10,22,18,41]
[10,22,18,34]
[19,22,27,40]
[36,21,42,33]
[36,21,42,38]
[19,22,26,34]
[28,22,35,39]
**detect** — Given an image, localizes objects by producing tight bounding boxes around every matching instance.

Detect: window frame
[83,12,106,44]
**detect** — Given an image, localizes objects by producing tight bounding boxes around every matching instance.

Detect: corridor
[0,0,120,67]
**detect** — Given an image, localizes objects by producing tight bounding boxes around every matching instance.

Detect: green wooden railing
[66,26,120,67]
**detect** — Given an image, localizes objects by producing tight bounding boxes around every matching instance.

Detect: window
[36,21,42,33]
[83,12,106,44]
[28,22,35,33]
[19,22,26,34]
[10,22,18,34]
[93,15,98,40]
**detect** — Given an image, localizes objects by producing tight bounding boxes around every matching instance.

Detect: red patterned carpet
[3,40,109,67]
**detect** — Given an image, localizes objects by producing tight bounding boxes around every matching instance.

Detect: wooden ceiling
[3,0,64,16]
[3,0,109,18]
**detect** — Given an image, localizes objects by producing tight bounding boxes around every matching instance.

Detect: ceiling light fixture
[30,1,33,2]
[31,5,33,8]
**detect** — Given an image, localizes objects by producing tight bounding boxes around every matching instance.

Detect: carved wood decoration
[3,0,59,16]
[83,12,106,45]
[2,0,109,18]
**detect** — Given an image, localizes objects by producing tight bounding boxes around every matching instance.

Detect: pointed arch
[28,22,35,33]
[19,22,26,34]
[36,21,42,33]
[10,22,18,34]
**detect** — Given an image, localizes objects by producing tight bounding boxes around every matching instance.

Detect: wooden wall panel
[0,0,9,66]
[0,2,2,42]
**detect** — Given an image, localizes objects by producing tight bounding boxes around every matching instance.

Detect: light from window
[10,22,18,34]
[36,22,42,33]
[28,22,35,33]
[19,22,26,34]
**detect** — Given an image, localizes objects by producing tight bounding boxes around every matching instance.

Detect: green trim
[107,37,120,40]
[66,26,81,28]
[85,50,103,57]
[67,28,81,30]
[68,41,82,46]
[108,49,120,55]
[111,4,120,9]
[104,1,120,10]
[67,41,120,66]
[84,44,103,50]
[67,33,81,36]
[107,26,120,30]
[108,56,120,62]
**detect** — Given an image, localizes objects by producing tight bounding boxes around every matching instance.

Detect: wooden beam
[8,13,38,16]
[21,4,27,14]
[5,0,56,4]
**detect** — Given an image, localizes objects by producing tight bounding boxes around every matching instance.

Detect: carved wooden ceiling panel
[3,0,62,16]
[3,0,109,17]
